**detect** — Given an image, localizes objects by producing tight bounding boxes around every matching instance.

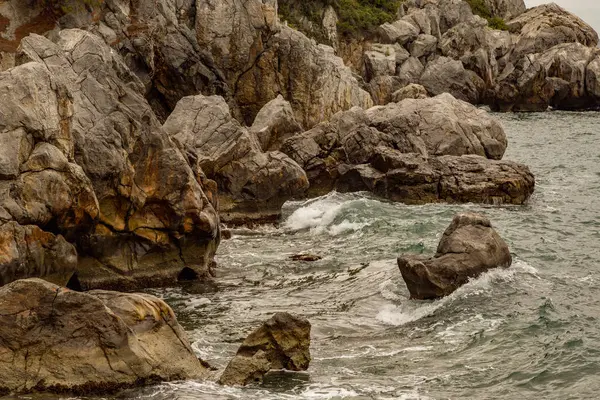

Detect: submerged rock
[290,253,322,262]
[0,278,206,394]
[398,213,512,299]
[219,312,311,386]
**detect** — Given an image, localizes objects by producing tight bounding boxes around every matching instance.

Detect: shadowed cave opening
[66,272,83,291]
[177,267,199,282]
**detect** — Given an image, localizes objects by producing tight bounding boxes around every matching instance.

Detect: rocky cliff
[0,0,544,290]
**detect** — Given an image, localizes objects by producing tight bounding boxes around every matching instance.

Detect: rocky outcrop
[420,56,484,104]
[483,0,526,20]
[235,25,374,127]
[0,30,220,290]
[0,222,77,287]
[163,94,308,224]
[398,213,512,299]
[219,312,311,386]
[282,93,534,203]
[0,278,206,394]
[507,4,599,59]
[492,43,600,111]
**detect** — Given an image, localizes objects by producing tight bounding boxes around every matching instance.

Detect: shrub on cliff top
[279,0,403,38]
[334,0,403,37]
[465,0,509,31]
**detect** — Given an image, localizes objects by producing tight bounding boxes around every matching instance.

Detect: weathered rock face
[163,95,308,224]
[0,222,77,287]
[219,312,311,386]
[398,213,512,299]
[0,30,220,290]
[281,93,534,204]
[250,95,303,152]
[420,56,484,104]
[508,4,599,59]
[491,43,600,112]
[235,26,374,128]
[483,0,526,20]
[0,0,232,120]
[0,278,206,394]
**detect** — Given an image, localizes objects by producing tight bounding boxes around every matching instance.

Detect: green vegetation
[334,0,404,37]
[278,0,403,39]
[464,0,509,31]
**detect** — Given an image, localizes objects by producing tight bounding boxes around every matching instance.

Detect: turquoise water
[7,111,600,399]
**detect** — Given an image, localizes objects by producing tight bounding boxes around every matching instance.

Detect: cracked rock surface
[0,29,220,290]
[0,278,206,395]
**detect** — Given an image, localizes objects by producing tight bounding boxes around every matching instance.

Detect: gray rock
[235,26,374,128]
[163,95,308,224]
[508,4,599,58]
[219,312,311,386]
[397,56,425,83]
[250,95,303,151]
[409,34,438,58]
[281,93,533,204]
[378,20,420,45]
[0,222,77,287]
[0,278,207,394]
[364,46,397,80]
[5,30,220,290]
[483,0,526,20]
[420,56,483,104]
[398,213,512,299]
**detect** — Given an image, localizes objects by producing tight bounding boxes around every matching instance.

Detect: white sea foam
[282,192,373,235]
[377,259,540,326]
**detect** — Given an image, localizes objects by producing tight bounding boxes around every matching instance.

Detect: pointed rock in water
[397,213,512,300]
[0,279,207,395]
[219,313,311,386]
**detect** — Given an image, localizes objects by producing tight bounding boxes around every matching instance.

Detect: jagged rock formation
[0,29,220,290]
[398,213,512,299]
[219,312,311,386]
[0,278,207,394]
[281,93,534,204]
[163,95,308,224]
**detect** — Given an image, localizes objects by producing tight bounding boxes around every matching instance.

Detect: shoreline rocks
[219,312,311,386]
[398,213,512,299]
[0,279,207,395]
[282,93,534,205]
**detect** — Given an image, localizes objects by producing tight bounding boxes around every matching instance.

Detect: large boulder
[378,19,420,45]
[507,4,599,58]
[420,57,484,104]
[250,95,303,152]
[0,222,77,287]
[1,30,220,290]
[281,94,534,204]
[398,213,512,299]
[219,312,311,386]
[0,278,206,394]
[163,95,308,224]
[362,148,535,205]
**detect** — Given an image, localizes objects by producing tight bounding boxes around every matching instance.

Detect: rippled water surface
[10,112,600,399]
